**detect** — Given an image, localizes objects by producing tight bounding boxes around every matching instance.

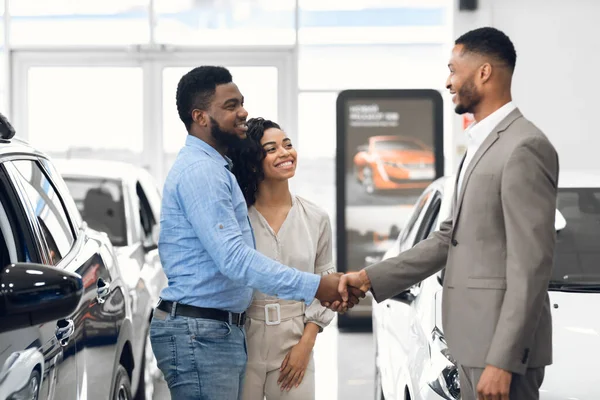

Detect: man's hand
[477,365,512,400]
[315,273,364,312]
[339,270,371,302]
[321,271,371,313]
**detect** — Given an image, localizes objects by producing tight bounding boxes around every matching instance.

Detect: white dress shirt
[457,101,517,193]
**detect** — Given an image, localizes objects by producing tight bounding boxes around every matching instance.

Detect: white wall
[451,0,600,172]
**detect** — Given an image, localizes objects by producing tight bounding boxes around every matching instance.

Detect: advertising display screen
[336,90,444,281]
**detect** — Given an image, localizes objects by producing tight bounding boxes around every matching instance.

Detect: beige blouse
[248,195,336,329]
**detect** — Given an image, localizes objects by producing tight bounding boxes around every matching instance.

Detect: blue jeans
[150,308,247,400]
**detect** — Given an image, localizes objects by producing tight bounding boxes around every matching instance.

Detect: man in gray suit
[335,27,559,399]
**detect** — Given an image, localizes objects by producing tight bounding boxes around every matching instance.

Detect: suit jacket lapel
[453,108,523,221]
[451,152,467,217]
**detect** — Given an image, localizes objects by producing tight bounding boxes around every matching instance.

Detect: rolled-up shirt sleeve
[176,161,320,304]
[304,216,336,329]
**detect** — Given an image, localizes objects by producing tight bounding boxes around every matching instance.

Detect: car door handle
[56,319,75,347]
[96,278,110,304]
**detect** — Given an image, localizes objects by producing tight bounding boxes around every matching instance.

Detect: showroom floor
[152,316,375,400]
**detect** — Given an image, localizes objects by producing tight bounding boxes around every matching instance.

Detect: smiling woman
[229,117,294,206]
[228,117,336,400]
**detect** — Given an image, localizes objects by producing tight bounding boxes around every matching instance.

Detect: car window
[0,171,38,266]
[136,181,156,241]
[39,158,83,229]
[399,189,433,248]
[11,160,74,265]
[414,192,442,245]
[552,188,600,285]
[61,177,128,247]
[137,168,162,220]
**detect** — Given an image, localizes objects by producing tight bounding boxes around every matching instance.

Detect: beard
[454,76,482,115]
[210,117,244,149]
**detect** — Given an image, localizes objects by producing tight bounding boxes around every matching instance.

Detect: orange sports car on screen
[353,135,435,194]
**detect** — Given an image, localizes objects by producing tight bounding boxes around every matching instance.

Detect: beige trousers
[242,302,315,400]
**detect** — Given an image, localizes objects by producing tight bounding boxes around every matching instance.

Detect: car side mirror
[0,263,84,333]
[143,225,159,252]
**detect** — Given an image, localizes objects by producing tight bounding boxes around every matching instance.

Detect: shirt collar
[185,134,233,170]
[466,101,517,145]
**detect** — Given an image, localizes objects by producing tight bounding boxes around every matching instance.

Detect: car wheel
[28,369,41,400]
[112,365,133,400]
[362,167,376,194]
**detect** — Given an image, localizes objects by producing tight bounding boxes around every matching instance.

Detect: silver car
[56,159,168,400]
[373,172,600,400]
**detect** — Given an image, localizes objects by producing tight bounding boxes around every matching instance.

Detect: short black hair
[229,118,282,206]
[176,66,233,131]
[455,27,517,72]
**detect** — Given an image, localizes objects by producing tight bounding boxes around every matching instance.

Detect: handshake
[315,271,372,314]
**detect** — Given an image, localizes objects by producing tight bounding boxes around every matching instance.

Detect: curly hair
[176,66,232,131]
[229,117,282,206]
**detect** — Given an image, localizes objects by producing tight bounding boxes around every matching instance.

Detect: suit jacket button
[451,239,458,246]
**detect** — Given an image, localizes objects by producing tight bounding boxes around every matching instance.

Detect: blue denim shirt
[158,135,320,313]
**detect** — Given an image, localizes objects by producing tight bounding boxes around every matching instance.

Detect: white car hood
[541,290,600,399]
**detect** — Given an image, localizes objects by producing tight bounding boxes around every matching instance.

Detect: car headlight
[382,161,405,168]
[427,327,460,400]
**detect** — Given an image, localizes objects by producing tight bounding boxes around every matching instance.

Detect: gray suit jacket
[366,108,559,375]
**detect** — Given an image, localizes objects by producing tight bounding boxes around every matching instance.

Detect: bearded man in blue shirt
[149,65,361,400]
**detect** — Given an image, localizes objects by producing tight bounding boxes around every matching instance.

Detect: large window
[7,0,452,193]
[9,0,150,45]
[298,0,447,45]
[154,0,296,45]
[26,67,144,164]
[298,92,337,158]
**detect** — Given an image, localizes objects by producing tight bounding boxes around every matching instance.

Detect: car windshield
[373,140,424,151]
[62,177,127,247]
[551,188,600,288]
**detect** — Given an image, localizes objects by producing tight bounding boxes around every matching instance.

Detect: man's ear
[479,63,492,83]
[192,109,208,127]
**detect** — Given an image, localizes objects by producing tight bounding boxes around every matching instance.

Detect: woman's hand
[278,322,319,391]
[278,340,312,391]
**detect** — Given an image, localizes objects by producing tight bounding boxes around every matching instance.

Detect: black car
[0,114,141,400]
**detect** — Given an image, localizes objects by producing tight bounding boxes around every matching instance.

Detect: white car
[373,171,600,400]
[55,159,168,400]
